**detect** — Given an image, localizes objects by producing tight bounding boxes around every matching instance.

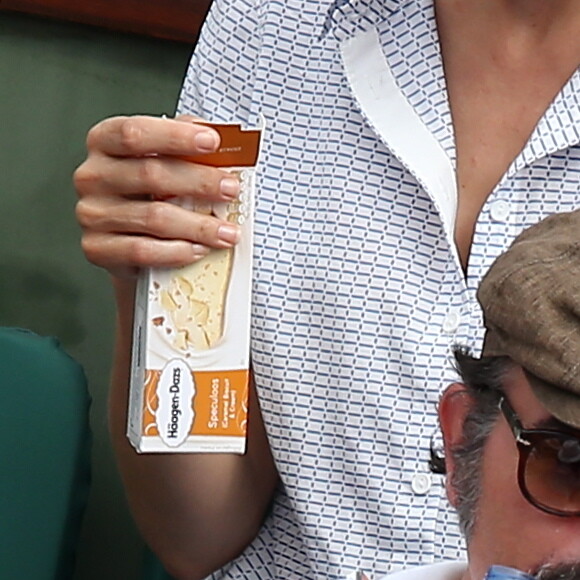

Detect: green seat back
[0,327,91,579]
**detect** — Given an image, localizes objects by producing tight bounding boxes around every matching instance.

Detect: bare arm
[75,116,279,580]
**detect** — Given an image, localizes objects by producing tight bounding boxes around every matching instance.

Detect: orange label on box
[143,368,248,441]
[181,123,262,167]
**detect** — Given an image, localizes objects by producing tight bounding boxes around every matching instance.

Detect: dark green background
[0,11,193,579]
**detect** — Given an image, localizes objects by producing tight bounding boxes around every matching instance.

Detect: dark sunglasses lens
[525,435,580,515]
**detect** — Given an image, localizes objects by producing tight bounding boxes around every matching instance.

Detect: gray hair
[448,347,511,540]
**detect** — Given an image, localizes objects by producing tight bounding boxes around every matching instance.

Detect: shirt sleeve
[176,0,263,126]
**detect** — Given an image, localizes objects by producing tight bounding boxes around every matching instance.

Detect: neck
[482,0,577,22]
[437,0,580,65]
[499,0,579,44]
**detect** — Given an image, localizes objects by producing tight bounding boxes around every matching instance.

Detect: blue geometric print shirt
[176,0,580,578]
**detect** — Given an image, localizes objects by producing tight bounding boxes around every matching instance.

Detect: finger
[82,232,215,272]
[76,197,241,249]
[74,154,240,202]
[85,115,220,158]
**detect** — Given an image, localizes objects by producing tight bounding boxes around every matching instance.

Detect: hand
[74,114,243,279]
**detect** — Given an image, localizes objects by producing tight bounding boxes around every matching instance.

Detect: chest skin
[435,0,580,270]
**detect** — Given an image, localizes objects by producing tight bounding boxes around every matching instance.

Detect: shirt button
[489,199,510,222]
[442,310,461,333]
[411,473,432,495]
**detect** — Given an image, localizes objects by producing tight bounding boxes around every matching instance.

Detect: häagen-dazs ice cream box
[127,120,263,453]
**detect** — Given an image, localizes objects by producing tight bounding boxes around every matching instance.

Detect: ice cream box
[127,120,263,453]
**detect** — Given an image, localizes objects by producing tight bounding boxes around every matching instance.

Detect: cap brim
[481,330,505,358]
[525,370,580,430]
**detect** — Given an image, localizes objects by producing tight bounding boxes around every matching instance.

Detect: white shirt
[176,0,580,577]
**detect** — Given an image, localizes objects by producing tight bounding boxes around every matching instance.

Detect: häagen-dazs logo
[157,359,195,447]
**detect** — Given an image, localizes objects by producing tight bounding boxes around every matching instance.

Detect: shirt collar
[337,0,460,258]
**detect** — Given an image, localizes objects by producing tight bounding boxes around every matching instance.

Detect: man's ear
[438,383,474,507]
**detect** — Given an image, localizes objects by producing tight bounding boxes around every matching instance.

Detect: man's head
[437,210,580,580]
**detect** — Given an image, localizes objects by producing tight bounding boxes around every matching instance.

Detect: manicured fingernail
[194,131,219,153]
[220,177,240,199]
[217,224,241,246]
[191,244,210,258]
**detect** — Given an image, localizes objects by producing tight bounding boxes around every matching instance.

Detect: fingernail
[220,177,240,199]
[194,130,219,153]
[191,244,210,258]
[217,224,241,246]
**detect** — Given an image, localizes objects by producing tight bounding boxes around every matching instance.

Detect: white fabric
[341,26,459,241]
[176,0,580,577]
[378,561,467,580]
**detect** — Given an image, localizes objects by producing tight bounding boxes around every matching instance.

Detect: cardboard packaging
[127,120,263,453]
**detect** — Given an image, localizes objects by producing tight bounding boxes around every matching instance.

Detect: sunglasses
[499,396,580,517]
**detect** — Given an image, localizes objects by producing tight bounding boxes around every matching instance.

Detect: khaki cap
[478,209,580,428]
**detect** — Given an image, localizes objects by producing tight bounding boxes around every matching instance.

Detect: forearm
[109,278,279,580]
